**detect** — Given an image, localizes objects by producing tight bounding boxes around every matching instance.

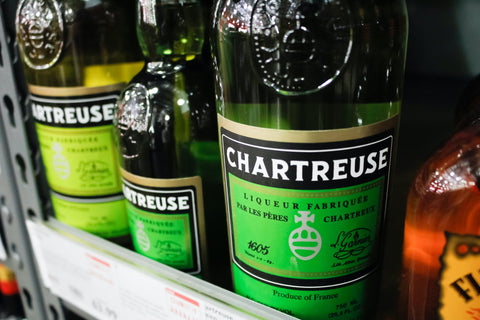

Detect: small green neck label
[121,170,205,275]
[219,114,396,319]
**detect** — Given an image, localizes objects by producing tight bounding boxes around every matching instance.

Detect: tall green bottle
[114,0,230,287]
[212,0,408,318]
[15,0,143,245]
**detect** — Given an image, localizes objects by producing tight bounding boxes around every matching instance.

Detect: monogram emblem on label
[16,0,64,70]
[52,143,70,180]
[289,211,321,260]
[251,0,352,94]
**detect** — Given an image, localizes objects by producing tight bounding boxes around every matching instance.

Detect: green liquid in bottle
[114,0,230,288]
[16,0,143,246]
[137,1,205,61]
[213,0,408,318]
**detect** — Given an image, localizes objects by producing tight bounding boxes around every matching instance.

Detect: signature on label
[77,161,111,182]
[156,241,184,260]
[331,228,372,260]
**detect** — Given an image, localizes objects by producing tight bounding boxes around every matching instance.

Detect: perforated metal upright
[0,1,66,319]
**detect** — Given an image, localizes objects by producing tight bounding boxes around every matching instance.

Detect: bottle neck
[423,122,480,194]
[145,59,185,75]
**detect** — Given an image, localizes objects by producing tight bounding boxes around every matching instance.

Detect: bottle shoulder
[412,125,480,199]
[405,125,480,251]
[16,0,142,86]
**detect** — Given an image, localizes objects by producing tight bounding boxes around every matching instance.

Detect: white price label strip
[27,220,122,320]
[0,239,7,261]
[0,222,7,261]
[26,221,256,320]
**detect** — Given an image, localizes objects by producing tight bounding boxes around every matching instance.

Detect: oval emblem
[16,0,64,70]
[251,0,353,95]
[115,83,150,134]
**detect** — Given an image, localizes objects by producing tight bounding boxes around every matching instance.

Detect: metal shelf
[0,0,65,319]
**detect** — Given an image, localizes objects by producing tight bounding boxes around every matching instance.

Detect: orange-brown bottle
[400,114,480,318]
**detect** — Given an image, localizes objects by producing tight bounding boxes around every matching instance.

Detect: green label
[31,90,122,197]
[219,115,396,319]
[231,175,382,280]
[51,193,129,238]
[121,172,204,275]
[232,264,378,319]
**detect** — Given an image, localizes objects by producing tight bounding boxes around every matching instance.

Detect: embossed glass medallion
[250,0,353,95]
[115,83,150,134]
[16,0,64,70]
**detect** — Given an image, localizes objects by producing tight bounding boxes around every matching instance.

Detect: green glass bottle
[213,0,408,318]
[15,0,143,245]
[114,0,230,287]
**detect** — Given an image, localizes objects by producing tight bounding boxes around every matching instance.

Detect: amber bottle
[400,80,480,319]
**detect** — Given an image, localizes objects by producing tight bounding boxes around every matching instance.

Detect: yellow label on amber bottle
[439,233,480,319]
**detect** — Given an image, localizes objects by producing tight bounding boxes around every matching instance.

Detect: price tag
[26,221,262,320]
[26,221,121,320]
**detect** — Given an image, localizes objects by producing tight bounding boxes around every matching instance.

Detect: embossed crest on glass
[251,0,352,94]
[16,0,64,70]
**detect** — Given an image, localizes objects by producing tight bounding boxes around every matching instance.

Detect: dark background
[379,0,478,317]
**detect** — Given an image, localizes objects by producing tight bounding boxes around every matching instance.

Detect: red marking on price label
[86,253,111,268]
[166,288,200,320]
[166,288,199,306]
